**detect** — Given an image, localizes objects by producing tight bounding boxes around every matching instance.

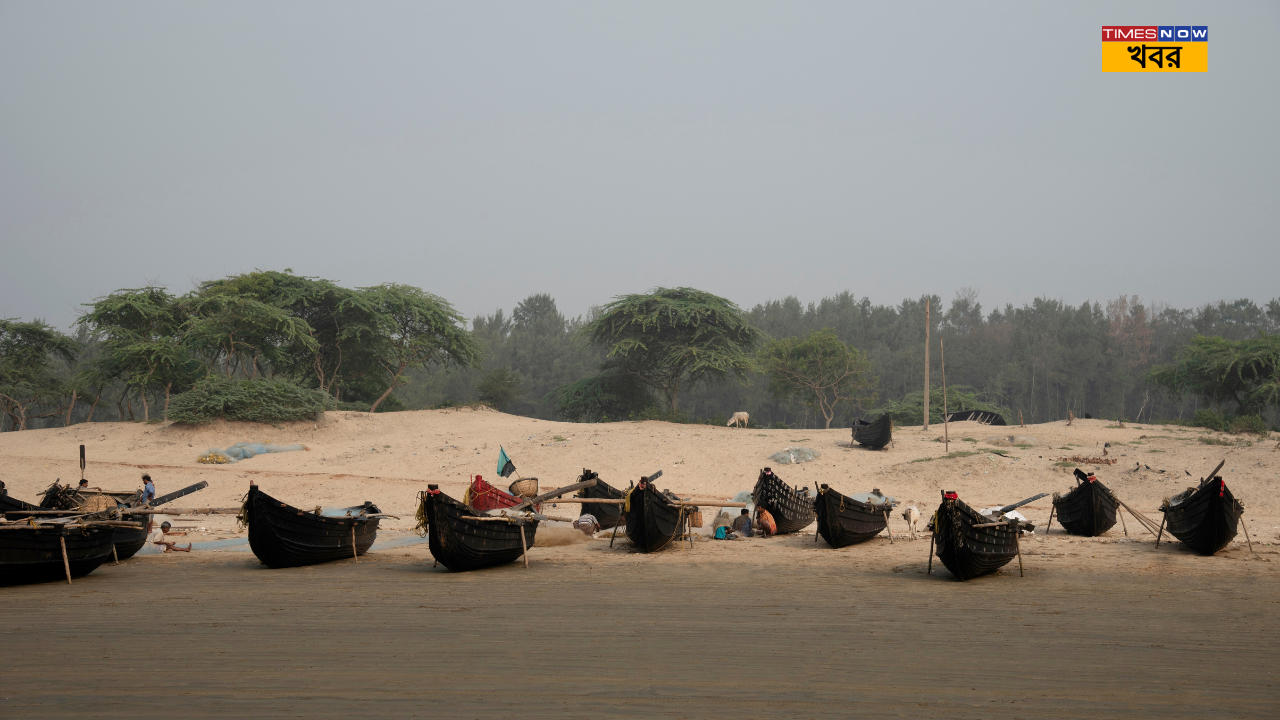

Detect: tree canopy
[1147,334,1280,417]
[580,287,760,413]
[760,329,877,428]
[0,319,78,430]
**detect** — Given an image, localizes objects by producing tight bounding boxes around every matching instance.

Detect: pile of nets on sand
[768,446,822,464]
[197,442,308,464]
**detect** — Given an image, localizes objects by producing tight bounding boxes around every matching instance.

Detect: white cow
[901,506,921,539]
[727,412,750,428]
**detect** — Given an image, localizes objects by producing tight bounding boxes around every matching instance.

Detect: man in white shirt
[148,520,191,553]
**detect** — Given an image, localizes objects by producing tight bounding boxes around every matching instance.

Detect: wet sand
[3,536,1277,718]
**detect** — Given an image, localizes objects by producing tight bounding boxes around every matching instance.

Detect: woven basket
[509,478,539,498]
[79,494,117,513]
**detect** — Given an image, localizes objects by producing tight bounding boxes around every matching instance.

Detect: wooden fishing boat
[0,491,39,514]
[623,479,689,553]
[1160,475,1243,555]
[814,485,894,548]
[243,484,380,569]
[752,469,815,534]
[931,491,1020,581]
[418,485,538,571]
[1051,469,1119,537]
[852,414,892,449]
[0,523,116,585]
[943,409,1006,425]
[575,469,627,529]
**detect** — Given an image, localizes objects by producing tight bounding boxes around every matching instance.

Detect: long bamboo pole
[924,300,930,431]
[941,338,949,453]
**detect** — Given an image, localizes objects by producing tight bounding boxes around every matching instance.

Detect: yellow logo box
[1102,41,1207,72]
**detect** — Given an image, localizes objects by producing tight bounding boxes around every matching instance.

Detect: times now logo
[1102,26,1208,42]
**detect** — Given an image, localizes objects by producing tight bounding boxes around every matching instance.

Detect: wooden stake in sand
[351,525,358,563]
[1019,410,1025,428]
[1013,520,1024,577]
[1117,505,1128,537]
[1154,513,1167,548]
[927,531,934,575]
[519,525,529,569]
[112,543,119,566]
[60,535,72,585]
[924,299,930,431]
[1044,505,1056,535]
[882,509,893,544]
[1241,519,1254,553]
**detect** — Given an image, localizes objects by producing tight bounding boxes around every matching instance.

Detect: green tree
[180,282,318,380]
[198,271,382,407]
[0,319,79,430]
[1147,335,1280,416]
[581,287,759,413]
[360,284,483,413]
[760,329,877,428]
[476,367,524,411]
[77,286,195,421]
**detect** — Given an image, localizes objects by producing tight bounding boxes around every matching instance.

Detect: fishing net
[768,446,821,464]
[198,442,308,464]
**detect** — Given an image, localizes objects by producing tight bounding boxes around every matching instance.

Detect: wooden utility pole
[924,300,931,431]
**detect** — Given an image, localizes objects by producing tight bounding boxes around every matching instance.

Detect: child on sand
[148,520,192,553]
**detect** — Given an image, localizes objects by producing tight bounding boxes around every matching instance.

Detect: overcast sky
[2,1,1277,329]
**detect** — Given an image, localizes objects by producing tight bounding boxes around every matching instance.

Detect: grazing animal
[901,505,921,539]
[727,412,750,428]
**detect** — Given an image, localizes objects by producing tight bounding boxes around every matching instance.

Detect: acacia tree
[77,286,195,421]
[760,329,877,428]
[360,284,483,413]
[180,288,317,380]
[0,319,78,430]
[201,271,382,407]
[1147,334,1280,416]
[582,287,759,414]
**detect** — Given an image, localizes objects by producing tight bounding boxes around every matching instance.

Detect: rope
[413,491,430,537]
[234,493,250,531]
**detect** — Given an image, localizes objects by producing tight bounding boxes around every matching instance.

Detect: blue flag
[497,446,516,478]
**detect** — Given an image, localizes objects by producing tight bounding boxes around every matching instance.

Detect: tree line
[2,271,1277,431]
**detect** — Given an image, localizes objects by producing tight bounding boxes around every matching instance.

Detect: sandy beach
[2,409,1278,717]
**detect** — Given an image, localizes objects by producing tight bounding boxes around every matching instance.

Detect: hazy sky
[2,1,1277,329]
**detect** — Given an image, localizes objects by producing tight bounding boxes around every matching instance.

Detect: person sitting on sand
[148,520,191,553]
[573,513,600,536]
[756,507,777,537]
[731,508,753,538]
[140,474,156,504]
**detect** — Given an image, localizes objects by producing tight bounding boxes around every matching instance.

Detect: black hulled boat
[0,523,116,585]
[623,478,688,553]
[752,468,816,534]
[931,491,1020,581]
[852,414,892,449]
[942,409,1007,425]
[0,491,39,514]
[1160,475,1243,555]
[419,485,538,571]
[575,469,627,530]
[814,485,895,548]
[243,484,380,568]
[1051,469,1119,537]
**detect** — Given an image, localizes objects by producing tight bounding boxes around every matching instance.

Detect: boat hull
[623,484,684,552]
[752,472,815,534]
[814,489,887,548]
[576,471,625,529]
[0,525,115,585]
[933,496,1018,581]
[245,486,379,569]
[422,490,538,571]
[1052,480,1119,537]
[852,414,892,449]
[1163,478,1242,555]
